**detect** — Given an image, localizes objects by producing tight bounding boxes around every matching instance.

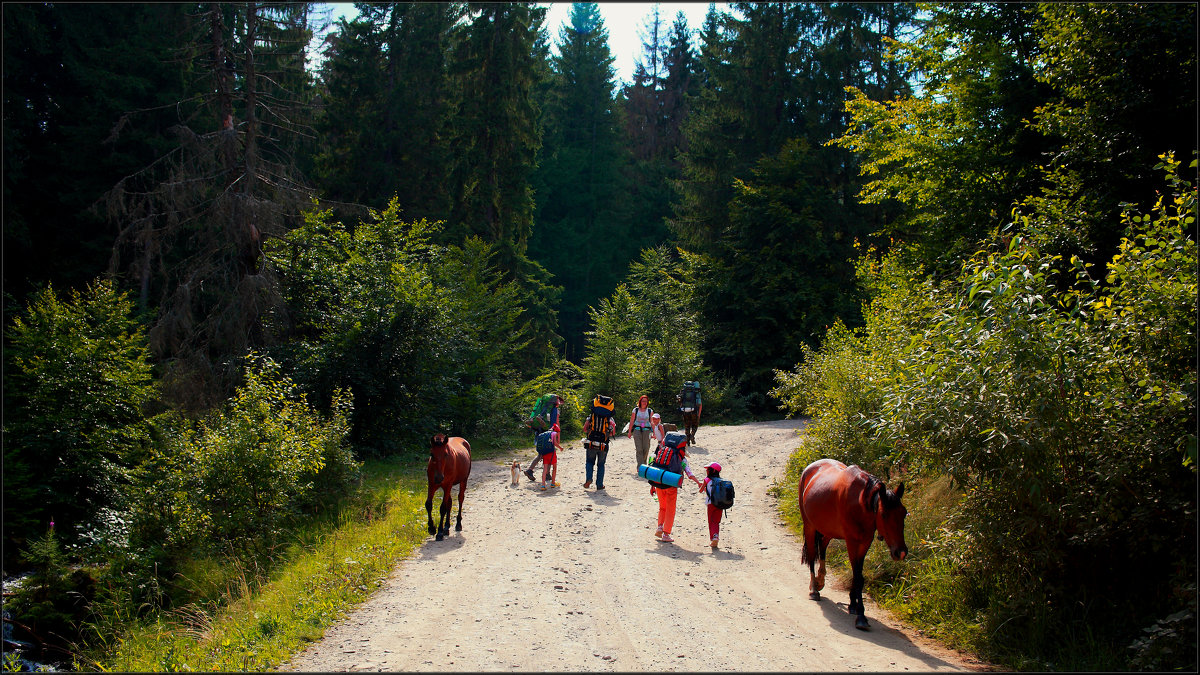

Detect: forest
[2,2,1195,671]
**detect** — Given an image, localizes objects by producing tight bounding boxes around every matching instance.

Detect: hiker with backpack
[677,381,703,444]
[647,431,703,543]
[524,394,561,481]
[699,461,734,548]
[626,395,656,469]
[536,423,563,491]
[582,395,617,490]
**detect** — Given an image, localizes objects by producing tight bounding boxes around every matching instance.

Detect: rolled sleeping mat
[637,463,684,488]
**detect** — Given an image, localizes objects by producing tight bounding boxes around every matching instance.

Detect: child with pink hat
[700,461,727,548]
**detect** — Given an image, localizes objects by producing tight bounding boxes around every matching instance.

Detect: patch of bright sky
[322,3,723,87]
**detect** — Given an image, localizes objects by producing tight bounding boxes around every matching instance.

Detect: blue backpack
[710,477,735,510]
[535,430,556,455]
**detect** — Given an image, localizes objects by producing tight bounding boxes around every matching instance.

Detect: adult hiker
[582,395,617,490]
[677,381,703,444]
[524,394,562,481]
[626,394,655,469]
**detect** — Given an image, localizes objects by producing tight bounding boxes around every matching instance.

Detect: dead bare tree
[104,2,322,411]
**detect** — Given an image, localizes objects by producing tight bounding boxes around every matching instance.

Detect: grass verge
[91,435,525,672]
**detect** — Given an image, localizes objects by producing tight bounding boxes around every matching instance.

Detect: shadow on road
[415,533,467,560]
[812,594,963,671]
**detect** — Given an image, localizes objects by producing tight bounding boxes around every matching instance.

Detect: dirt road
[280,420,985,672]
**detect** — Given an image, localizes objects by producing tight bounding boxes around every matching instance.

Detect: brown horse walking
[799,458,908,630]
[426,434,472,541]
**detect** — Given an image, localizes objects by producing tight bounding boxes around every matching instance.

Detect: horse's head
[429,433,450,484]
[869,480,908,561]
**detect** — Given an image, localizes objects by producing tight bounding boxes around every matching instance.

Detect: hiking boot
[583,480,592,488]
[655,527,664,539]
[552,482,561,488]
[525,469,535,481]
[710,537,719,548]
[539,483,547,491]
[660,533,674,543]
[596,484,605,490]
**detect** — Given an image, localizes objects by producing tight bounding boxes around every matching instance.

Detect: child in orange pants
[653,447,702,543]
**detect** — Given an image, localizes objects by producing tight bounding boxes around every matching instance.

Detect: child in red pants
[700,461,725,548]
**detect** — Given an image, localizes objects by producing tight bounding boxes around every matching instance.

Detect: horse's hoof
[435,533,444,541]
[855,616,870,631]
[428,526,436,535]
[809,591,821,600]
[455,524,462,532]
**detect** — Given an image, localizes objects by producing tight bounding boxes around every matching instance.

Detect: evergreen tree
[3,3,188,308]
[448,2,561,369]
[660,12,700,162]
[103,2,320,410]
[314,3,462,221]
[529,2,629,361]
[671,2,918,407]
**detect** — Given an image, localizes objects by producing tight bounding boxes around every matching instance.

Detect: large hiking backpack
[710,477,735,510]
[527,394,557,431]
[679,381,701,412]
[649,432,687,488]
[535,429,556,455]
[586,395,615,452]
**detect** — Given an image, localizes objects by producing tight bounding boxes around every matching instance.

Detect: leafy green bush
[126,355,359,563]
[772,156,1196,669]
[266,202,536,454]
[771,245,932,478]
[3,279,155,563]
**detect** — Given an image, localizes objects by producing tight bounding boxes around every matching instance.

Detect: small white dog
[511,460,521,487]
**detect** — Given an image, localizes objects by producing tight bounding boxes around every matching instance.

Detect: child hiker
[652,441,703,543]
[540,423,563,491]
[700,461,725,548]
[649,412,666,446]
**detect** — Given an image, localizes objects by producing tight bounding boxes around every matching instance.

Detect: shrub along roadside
[770,156,1196,671]
[86,453,432,672]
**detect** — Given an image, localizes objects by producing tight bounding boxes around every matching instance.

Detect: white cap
[651,412,661,419]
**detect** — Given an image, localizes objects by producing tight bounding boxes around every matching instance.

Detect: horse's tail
[801,531,822,566]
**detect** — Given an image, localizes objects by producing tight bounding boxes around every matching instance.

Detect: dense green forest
[2,2,1195,671]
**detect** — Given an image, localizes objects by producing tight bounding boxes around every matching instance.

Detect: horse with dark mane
[426,433,472,541]
[799,458,908,630]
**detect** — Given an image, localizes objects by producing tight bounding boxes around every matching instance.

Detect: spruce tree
[103,2,320,409]
[448,2,561,369]
[529,2,629,361]
[314,3,462,221]
[3,3,188,306]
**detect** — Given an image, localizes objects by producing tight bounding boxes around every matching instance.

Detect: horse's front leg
[425,486,437,535]
[436,492,452,540]
[847,540,871,630]
[454,481,466,532]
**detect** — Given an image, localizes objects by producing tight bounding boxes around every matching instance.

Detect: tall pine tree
[103,2,319,409]
[314,2,462,221]
[530,2,629,362]
[448,2,561,369]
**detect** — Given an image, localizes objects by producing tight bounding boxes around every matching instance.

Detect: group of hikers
[520,383,732,547]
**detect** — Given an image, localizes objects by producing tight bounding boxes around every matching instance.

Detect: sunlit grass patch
[98,455,430,672]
